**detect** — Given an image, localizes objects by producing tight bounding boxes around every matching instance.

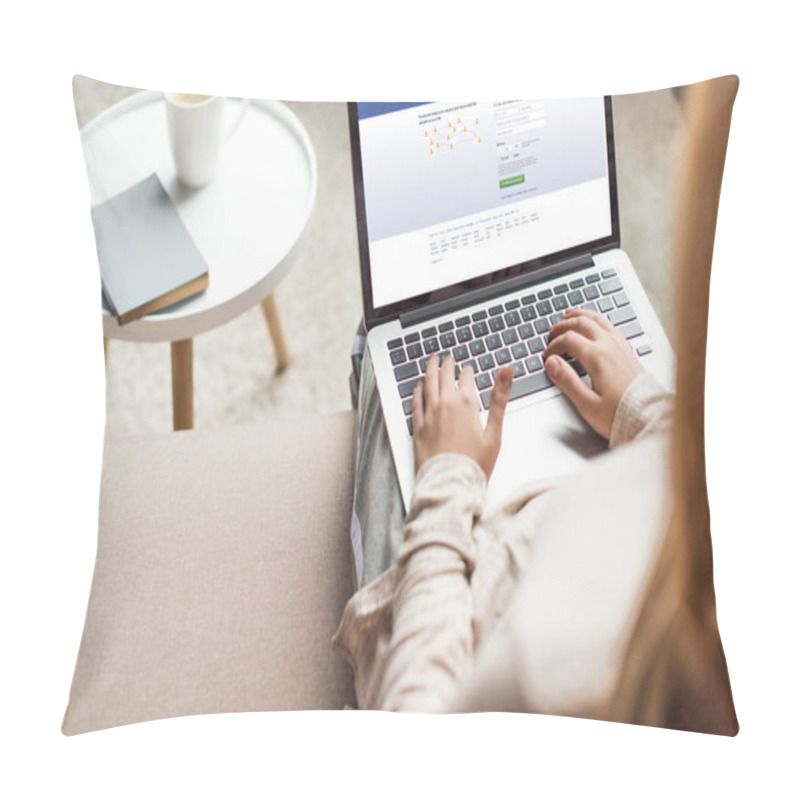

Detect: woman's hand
[544,308,643,439]
[412,355,513,481]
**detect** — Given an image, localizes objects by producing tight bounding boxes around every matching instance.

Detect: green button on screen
[500,175,525,189]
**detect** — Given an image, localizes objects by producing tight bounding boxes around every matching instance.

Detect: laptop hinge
[399,253,594,328]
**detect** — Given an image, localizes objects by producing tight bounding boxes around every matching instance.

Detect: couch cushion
[63,410,357,735]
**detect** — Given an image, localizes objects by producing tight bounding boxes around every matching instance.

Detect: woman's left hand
[412,355,513,481]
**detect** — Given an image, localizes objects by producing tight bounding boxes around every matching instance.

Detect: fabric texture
[333,372,673,715]
[63,411,358,736]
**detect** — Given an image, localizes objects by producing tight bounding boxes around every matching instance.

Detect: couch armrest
[63,410,357,735]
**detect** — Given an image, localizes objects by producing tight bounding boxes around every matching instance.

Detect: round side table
[81,91,317,429]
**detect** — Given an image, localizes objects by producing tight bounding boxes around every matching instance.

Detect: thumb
[545,355,596,419]
[485,366,513,445]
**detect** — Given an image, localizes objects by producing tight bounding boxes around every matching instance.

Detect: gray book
[91,173,209,325]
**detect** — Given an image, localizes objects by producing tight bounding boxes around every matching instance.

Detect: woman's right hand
[543,308,643,440]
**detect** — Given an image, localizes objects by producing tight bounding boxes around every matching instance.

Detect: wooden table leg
[171,338,194,431]
[260,292,291,372]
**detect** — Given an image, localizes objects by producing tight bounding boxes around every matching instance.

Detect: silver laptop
[348,98,674,510]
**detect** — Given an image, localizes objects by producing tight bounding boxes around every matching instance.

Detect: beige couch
[63,410,358,735]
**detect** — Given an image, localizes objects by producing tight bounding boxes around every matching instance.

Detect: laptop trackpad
[485,394,607,509]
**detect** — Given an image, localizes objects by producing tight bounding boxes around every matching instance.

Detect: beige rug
[73,77,682,436]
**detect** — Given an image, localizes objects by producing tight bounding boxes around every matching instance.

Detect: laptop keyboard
[389,267,653,435]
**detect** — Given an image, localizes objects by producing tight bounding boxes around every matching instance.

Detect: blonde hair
[607,76,740,735]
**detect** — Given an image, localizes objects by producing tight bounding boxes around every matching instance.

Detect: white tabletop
[81,91,317,342]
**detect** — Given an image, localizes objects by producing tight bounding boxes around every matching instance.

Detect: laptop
[348,98,675,510]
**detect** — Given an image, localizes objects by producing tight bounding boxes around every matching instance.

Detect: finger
[424,350,440,409]
[412,379,424,434]
[484,366,513,445]
[544,330,595,366]
[438,354,456,398]
[548,313,604,343]
[457,364,480,410]
[545,354,600,420]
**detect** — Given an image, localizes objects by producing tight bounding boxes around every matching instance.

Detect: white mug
[164,93,249,188]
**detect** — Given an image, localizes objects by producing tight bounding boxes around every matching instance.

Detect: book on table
[91,173,209,325]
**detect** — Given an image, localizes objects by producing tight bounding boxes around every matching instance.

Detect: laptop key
[489,304,504,316]
[486,334,502,350]
[453,345,470,361]
[421,326,437,338]
[569,278,585,289]
[518,322,534,339]
[600,277,623,295]
[567,358,587,377]
[489,316,505,332]
[388,338,403,350]
[553,295,568,311]
[504,310,521,327]
[394,361,419,382]
[476,373,492,390]
[584,285,600,301]
[598,297,614,313]
[528,337,545,354]
[472,309,488,321]
[608,306,637,326]
[398,377,423,398]
[423,337,440,354]
[456,315,471,327]
[636,343,653,356]
[614,292,630,307]
[407,417,414,435]
[601,268,617,279]
[536,300,553,316]
[469,339,486,356]
[438,320,454,332]
[390,348,406,365]
[554,283,569,294]
[407,342,423,359]
[582,302,599,312]
[620,320,644,340]
[402,397,413,415]
[472,321,489,338]
[567,290,584,306]
[549,313,565,326]
[479,353,495,371]
[505,299,521,310]
[440,331,456,347]
[456,327,472,343]
[512,343,528,359]
[404,331,420,343]
[534,318,550,334]
[480,371,553,410]
[521,294,537,305]
[521,306,537,321]
[585,273,601,284]
[502,328,519,345]
[537,288,554,300]
[496,348,512,365]
[525,355,543,373]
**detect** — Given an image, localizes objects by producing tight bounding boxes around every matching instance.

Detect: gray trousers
[349,324,406,589]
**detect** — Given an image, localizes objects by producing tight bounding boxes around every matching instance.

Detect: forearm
[375,453,485,712]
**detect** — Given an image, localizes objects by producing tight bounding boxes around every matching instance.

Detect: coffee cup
[164,93,249,189]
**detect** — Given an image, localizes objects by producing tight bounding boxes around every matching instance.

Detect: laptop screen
[349,98,619,328]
